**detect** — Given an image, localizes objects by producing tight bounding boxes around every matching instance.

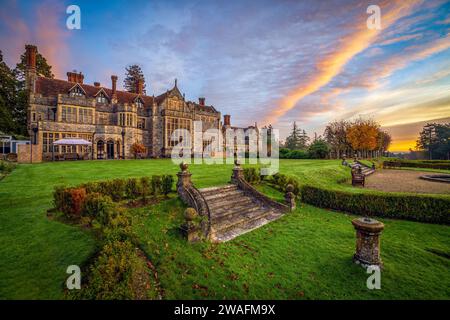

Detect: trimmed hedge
[383,160,450,170]
[301,185,450,224]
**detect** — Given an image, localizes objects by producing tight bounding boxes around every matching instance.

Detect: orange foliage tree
[346,118,380,158]
[130,142,146,159]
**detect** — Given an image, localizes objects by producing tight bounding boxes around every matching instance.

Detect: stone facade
[24,45,226,160]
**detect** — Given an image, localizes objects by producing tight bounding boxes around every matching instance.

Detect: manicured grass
[0,159,449,299]
[131,197,450,299]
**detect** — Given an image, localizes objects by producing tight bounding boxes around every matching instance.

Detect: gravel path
[364,169,450,194]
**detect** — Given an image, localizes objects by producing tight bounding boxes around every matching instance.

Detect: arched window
[136,98,144,109]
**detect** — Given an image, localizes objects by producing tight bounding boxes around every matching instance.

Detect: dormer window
[96,93,108,104]
[69,86,85,97]
[136,98,144,108]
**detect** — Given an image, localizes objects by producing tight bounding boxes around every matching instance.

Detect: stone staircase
[198,184,284,242]
[351,161,375,176]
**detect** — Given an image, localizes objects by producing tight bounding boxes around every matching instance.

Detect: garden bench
[352,171,365,186]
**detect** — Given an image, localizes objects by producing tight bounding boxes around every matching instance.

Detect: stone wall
[17,143,42,163]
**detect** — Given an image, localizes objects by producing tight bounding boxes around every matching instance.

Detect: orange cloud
[0,0,70,78]
[262,0,422,125]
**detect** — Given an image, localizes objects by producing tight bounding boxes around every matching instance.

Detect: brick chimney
[224,114,231,126]
[94,82,100,87]
[136,78,143,95]
[67,71,84,84]
[199,97,205,106]
[111,75,118,96]
[25,45,37,93]
[25,45,37,71]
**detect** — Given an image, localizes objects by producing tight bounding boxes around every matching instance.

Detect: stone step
[201,189,244,201]
[199,185,237,197]
[211,205,261,223]
[211,207,274,234]
[212,210,283,242]
[207,196,254,211]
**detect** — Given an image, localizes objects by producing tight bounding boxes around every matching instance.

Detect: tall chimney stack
[67,71,84,84]
[199,97,205,106]
[224,114,231,126]
[111,75,118,96]
[25,45,37,71]
[136,78,143,95]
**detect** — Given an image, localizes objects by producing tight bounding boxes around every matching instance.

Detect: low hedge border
[383,160,450,170]
[301,185,450,225]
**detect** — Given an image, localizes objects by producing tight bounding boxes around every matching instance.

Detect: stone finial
[184,207,198,221]
[285,184,296,211]
[180,161,189,172]
[352,217,384,267]
[231,160,244,184]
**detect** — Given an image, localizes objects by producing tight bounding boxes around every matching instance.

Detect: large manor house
[25,45,249,160]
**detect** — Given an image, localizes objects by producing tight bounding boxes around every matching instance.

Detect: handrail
[183,183,212,239]
[236,177,289,213]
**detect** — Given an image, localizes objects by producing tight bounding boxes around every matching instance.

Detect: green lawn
[0,159,449,299]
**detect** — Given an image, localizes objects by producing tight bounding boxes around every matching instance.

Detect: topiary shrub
[161,175,174,197]
[125,178,140,199]
[83,193,114,219]
[53,186,87,217]
[140,176,150,204]
[150,175,162,196]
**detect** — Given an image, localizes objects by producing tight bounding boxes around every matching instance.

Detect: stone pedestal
[231,160,244,184]
[180,208,201,243]
[176,162,192,190]
[284,184,296,211]
[352,217,384,267]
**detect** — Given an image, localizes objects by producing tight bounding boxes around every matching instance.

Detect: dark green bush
[266,173,300,196]
[125,178,140,199]
[151,175,162,195]
[279,148,310,159]
[0,160,15,174]
[301,185,450,224]
[83,193,114,219]
[76,240,151,300]
[243,167,261,184]
[161,175,174,196]
[140,176,150,203]
[383,160,450,170]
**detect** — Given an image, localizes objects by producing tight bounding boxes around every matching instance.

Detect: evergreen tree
[14,47,54,85]
[9,46,54,136]
[0,50,18,134]
[308,138,330,159]
[124,64,146,94]
[284,122,302,150]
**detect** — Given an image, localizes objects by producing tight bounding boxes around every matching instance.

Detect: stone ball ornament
[184,207,198,221]
[180,162,189,172]
[286,184,294,193]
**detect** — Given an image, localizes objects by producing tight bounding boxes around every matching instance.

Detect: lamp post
[121,128,125,159]
[31,126,38,164]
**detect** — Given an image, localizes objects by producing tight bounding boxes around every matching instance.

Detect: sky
[0,0,449,152]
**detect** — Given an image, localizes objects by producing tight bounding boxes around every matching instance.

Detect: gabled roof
[35,77,155,107]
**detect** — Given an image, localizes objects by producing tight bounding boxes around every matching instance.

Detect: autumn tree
[346,118,380,158]
[124,64,146,94]
[130,142,146,159]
